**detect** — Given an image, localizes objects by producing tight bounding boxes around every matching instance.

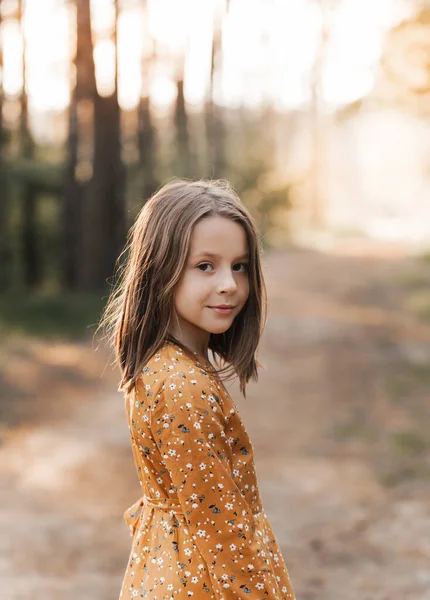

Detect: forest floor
[1,239,430,600]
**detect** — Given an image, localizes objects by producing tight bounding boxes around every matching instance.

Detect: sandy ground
[1,241,430,600]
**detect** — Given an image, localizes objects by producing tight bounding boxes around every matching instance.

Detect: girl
[100,179,296,599]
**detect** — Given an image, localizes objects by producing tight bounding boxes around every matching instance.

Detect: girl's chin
[206,324,232,335]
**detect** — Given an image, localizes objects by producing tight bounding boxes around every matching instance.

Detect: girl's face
[170,216,250,357]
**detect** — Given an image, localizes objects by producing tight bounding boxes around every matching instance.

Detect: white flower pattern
[119,340,295,599]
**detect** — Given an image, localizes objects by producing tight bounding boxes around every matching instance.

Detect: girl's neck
[166,326,210,362]
[166,333,210,364]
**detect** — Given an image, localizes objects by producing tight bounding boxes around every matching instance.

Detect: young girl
[100,179,296,599]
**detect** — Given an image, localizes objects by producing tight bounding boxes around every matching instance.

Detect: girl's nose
[216,269,238,294]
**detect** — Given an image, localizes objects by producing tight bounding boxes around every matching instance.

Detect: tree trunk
[62,93,83,290]
[174,66,192,177]
[138,94,157,199]
[19,0,40,289]
[84,93,125,289]
[79,0,125,291]
[62,0,99,290]
[61,1,88,289]
[205,5,226,178]
[0,3,11,292]
[137,1,158,201]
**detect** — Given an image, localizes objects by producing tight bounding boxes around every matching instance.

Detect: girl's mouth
[209,306,235,315]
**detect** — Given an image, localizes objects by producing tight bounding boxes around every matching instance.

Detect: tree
[18,0,40,288]
[137,0,158,201]
[0,1,11,291]
[79,0,126,291]
[62,0,97,290]
[205,0,227,178]
[174,58,192,178]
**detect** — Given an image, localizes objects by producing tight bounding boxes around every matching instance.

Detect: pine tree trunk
[174,71,192,177]
[205,5,226,178]
[19,0,40,289]
[61,2,85,289]
[0,4,11,292]
[138,0,158,201]
[79,0,125,290]
[138,94,157,200]
[83,93,125,289]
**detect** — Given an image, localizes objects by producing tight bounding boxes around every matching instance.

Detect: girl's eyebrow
[192,252,249,260]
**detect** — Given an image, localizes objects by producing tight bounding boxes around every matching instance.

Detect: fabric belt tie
[124,496,184,536]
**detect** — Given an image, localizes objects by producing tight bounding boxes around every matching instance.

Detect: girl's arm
[148,372,285,599]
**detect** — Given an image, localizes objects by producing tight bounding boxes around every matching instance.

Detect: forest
[1,0,428,324]
[1,2,430,599]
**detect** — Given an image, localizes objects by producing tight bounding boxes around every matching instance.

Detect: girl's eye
[197,262,249,273]
[197,263,213,272]
[233,263,249,272]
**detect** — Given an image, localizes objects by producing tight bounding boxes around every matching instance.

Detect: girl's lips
[209,306,235,315]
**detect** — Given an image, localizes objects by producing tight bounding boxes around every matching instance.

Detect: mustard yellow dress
[120,339,295,599]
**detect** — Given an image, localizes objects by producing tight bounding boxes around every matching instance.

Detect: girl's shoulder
[142,342,232,417]
[139,340,210,391]
[134,341,232,417]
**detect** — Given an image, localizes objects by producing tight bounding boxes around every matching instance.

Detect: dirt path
[1,243,430,599]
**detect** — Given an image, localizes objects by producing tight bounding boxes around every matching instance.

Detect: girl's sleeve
[149,371,284,599]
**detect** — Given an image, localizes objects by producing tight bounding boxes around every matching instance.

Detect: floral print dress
[119,340,295,599]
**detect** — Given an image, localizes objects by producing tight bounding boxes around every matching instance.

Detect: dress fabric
[119,340,295,599]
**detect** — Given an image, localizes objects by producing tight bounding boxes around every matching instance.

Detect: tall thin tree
[137,0,158,201]
[62,0,97,289]
[80,0,125,290]
[174,51,192,177]
[19,0,40,288]
[205,0,227,178]
[0,1,11,291]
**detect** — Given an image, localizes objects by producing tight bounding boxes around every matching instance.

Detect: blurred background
[1,0,430,598]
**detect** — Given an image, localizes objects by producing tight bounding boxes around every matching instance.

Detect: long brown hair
[97,178,267,396]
